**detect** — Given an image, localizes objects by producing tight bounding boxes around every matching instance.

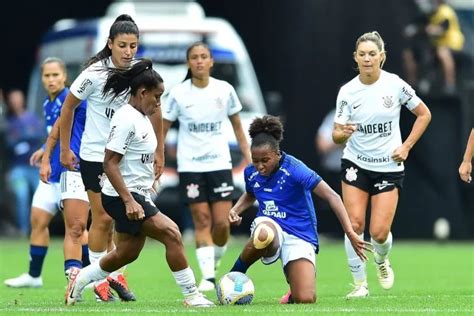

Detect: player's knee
[66,221,86,241]
[292,291,316,304]
[252,223,275,250]
[370,229,389,243]
[192,213,211,231]
[164,224,183,247]
[350,220,365,234]
[213,220,229,235]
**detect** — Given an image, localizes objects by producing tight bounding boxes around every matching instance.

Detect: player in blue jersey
[228,115,369,304]
[4,57,90,288]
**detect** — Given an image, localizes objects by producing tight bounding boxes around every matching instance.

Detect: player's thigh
[341,182,369,231]
[30,206,54,228]
[189,202,212,229]
[210,200,232,226]
[369,190,399,241]
[113,232,146,262]
[63,199,89,229]
[88,190,112,223]
[285,259,316,302]
[142,212,181,244]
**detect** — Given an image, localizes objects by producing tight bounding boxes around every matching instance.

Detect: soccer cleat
[197,279,215,292]
[107,274,136,301]
[279,289,294,304]
[376,259,394,290]
[4,273,43,288]
[184,292,215,307]
[346,282,369,299]
[65,268,82,305]
[94,280,117,302]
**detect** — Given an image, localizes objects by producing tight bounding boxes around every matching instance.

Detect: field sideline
[0,237,472,315]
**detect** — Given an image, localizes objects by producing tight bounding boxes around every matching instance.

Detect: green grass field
[0,237,472,315]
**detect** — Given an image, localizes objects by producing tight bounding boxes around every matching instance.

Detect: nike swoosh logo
[221,192,232,197]
[353,104,362,109]
[377,183,394,190]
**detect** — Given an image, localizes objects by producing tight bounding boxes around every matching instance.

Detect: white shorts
[250,216,316,268]
[31,171,88,215]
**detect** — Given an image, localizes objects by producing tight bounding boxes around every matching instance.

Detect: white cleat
[346,281,369,299]
[184,292,215,307]
[197,279,215,292]
[376,259,394,290]
[65,268,83,305]
[4,273,43,288]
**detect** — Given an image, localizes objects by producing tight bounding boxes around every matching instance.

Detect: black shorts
[340,159,404,195]
[179,170,234,204]
[101,192,159,236]
[80,159,105,193]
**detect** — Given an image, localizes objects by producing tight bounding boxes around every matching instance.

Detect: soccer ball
[216,272,254,305]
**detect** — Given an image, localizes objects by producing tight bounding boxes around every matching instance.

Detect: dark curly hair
[248,115,284,152]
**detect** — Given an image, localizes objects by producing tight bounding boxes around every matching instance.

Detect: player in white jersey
[332,31,432,299]
[459,128,473,183]
[162,42,251,292]
[65,59,213,307]
[58,14,157,302]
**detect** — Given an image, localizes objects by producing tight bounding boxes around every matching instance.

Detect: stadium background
[0,0,472,239]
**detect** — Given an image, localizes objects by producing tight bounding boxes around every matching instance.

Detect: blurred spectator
[402,0,464,94]
[315,109,344,193]
[5,89,45,235]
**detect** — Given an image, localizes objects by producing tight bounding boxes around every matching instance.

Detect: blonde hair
[355,31,386,68]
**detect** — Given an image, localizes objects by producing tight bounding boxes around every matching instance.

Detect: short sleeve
[106,114,136,155]
[398,78,422,111]
[334,88,351,125]
[162,92,179,122]
[70,67,99,101]
[293,160,322,191]
[226,84,242,116]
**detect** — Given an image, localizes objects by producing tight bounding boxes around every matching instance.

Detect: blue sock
[230,256,250,273]
[64,259,82,272]
[81,244,90,267]
[29,245,48,277]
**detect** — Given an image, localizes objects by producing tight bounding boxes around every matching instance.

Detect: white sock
[214,244,227,269]
[196,246,215,280]
[172,266,199,297]
[88,249,107,264]
[345,233,367,284]
[76,261,110,293]
[371,232,393,264]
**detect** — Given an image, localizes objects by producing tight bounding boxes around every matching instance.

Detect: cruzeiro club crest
[186,183,200,199]
[382,96,394,108]
[345,167,358,182]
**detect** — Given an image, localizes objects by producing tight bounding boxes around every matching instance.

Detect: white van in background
[27,0,266,227]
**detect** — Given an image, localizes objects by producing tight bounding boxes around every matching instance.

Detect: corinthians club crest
[382,96,394,108]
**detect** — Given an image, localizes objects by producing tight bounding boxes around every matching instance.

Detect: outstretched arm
[312,180,370,261]
[459,128,474,183]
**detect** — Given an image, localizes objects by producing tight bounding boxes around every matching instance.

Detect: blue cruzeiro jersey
[244,152,322,249]
[43,87,87,182]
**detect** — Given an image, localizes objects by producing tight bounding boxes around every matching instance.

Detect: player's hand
[342,123,357,140]
[154,150,165,180]
[60,149,78,171]
[125,199,145,221]
[39,161,51,184]
[392,145,410,163]
[347,231,372,262]
[459,161,472,183]
[229,209,242,226]
[29,148,44,167]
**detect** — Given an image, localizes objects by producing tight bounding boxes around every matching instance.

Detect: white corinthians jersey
[70,57,130,162]
[334,70,422,172]
[102,104,157,198]
[163,77,242,172]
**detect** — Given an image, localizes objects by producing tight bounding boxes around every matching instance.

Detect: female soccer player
[65,59,214,307]
[228,115,369,304]
[59,14,164,301]
[4,57,89,288]
[332,31,431,299]
[162,42,251,292]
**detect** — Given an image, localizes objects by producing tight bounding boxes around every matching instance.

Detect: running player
[59,14,160,302]
[4,57,89,288]
[65,59,214,307]
[332,31,431,299]
[162,42,251,292]
[228,115,369,304]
